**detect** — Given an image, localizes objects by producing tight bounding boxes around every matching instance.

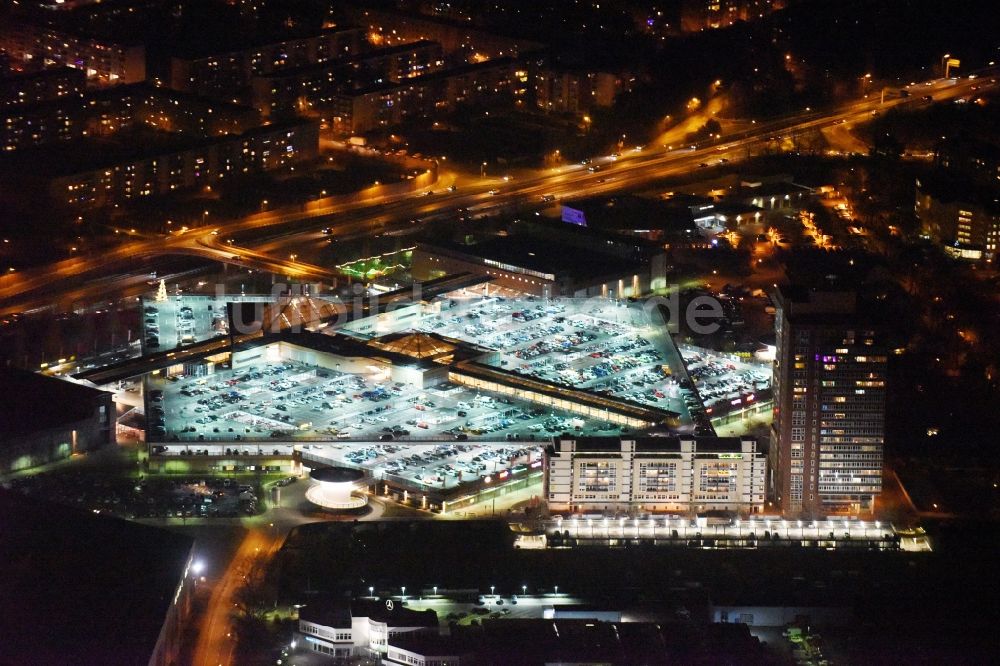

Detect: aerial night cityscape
[0,0,998,664]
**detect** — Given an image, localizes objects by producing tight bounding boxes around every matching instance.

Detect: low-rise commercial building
[734,178,815,217]
[413,219,668,299]
[561,194,705,241]
[297,598,438,659]
[544,435,766,514]
[0,369,114,474]
[386,618,682,665]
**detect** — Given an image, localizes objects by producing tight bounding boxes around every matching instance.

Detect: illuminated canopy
[306,466,368,510]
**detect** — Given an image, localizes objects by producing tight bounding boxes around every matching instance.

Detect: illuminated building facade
[297,599,438,659]
[915,176,1000,263]
[534,67,621,115]
[0,66,86,109]
[0,21,146,84]
[168,26,364,101]
[680,0,785,32]
[412,223,667,298]
[544,436,766,514]
[343,5,543,60]
[769,286,885,517]
[251,40,444,120]
[2,119,318,210]
[326,58,519,134]
[2,84,260,152]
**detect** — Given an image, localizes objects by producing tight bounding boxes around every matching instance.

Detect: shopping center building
[544,436,766,515]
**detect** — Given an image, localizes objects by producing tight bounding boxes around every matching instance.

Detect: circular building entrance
[305,466,369,511]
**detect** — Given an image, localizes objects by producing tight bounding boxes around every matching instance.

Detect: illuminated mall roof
[370,332,457,359]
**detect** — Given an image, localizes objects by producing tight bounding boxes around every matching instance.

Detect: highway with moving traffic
[0,74,987,320]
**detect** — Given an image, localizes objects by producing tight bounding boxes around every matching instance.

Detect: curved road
[0,74,987,320]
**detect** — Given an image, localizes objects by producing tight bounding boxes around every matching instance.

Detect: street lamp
[481,162,487,178]
[369,586,374,597]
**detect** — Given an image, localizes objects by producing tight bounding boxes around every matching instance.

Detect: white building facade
[296,599,438,659]
[544,436,766,515]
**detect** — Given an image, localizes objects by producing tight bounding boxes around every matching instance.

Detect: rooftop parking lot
[677,344,771,414]
[141,295,228,354]
[419,297,694,424]
[301,442,542,492]
[148,358,620,443]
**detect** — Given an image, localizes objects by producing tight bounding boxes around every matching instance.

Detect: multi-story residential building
[169,26,364,101]
[326,57,519,134]
[915,174,1000,263]
[2,84,259,152]
[126,87,261,136]
[935,137,1000,186]
[769,285,885,517]
[1,119,318,211]
[341,5,543,60]
[680,0,786,32]
[2,97,87,151]
[534,67,621,115]
[544,436,766,515]
[250,40,444,120]
[0,20,146,84]
[326,80,431,134]
[339,40,445,84]
[0,66,86,108]
[432,57,521,107]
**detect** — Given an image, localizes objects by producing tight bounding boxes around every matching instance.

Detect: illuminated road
[192,528,280,666]
[0,73,987,318]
